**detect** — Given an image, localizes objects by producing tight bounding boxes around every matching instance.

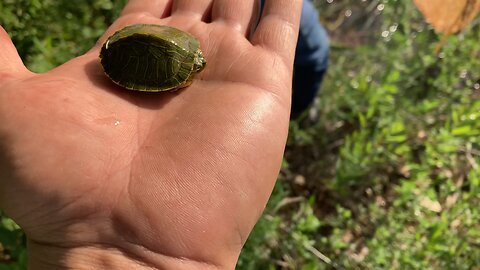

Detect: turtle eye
[195,53,207,72]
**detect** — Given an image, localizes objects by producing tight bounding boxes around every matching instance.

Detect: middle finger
[211,0,260,36]
[121,0,173,18]
[171,0,214,21]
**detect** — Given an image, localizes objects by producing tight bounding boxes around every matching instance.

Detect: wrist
[27,239,225,270]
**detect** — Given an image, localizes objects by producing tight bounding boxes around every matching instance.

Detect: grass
[1,0,479,269]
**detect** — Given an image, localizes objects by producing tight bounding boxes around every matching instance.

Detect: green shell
[99,24,206,92]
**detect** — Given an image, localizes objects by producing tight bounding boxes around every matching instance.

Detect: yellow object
[414,0,480,34]
[414,0,480,53]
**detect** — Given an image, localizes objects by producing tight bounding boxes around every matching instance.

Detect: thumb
[0,25,29,82]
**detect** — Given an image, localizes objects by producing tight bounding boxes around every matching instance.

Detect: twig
[273,197,304,213]
[466,149,479,170]
[303,243,338,269]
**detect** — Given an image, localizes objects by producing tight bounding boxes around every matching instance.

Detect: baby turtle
[99,24,206,92]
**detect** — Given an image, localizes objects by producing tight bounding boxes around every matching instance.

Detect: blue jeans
[260,0,329,116]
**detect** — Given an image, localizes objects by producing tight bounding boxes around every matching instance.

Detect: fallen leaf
[349,246,369,263]
[445,193,459,208]
[450,219,461,229]
[417,130,428,140]
[376,196,387,207]
[420,196,442,212]
[294,175,306,186]
[342,230,353,243]
[414,0,480,33]
[399,165,411,178]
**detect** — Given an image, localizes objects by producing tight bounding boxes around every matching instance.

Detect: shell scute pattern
[100,24,206,92]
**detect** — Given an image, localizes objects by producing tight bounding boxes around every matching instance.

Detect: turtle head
[194,49,207,73]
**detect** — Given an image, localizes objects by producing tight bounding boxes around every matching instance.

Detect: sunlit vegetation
[1,1,479,269]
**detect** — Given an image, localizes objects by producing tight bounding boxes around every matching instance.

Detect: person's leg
[260,0,329,117]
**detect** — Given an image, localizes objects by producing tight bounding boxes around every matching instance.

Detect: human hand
[0,0,301,269]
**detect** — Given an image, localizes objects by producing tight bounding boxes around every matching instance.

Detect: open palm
[0,0,301,269]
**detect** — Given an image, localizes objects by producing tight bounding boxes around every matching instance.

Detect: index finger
[251,0,302,65]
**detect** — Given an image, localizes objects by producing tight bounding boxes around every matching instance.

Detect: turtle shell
[99,24,206,92]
